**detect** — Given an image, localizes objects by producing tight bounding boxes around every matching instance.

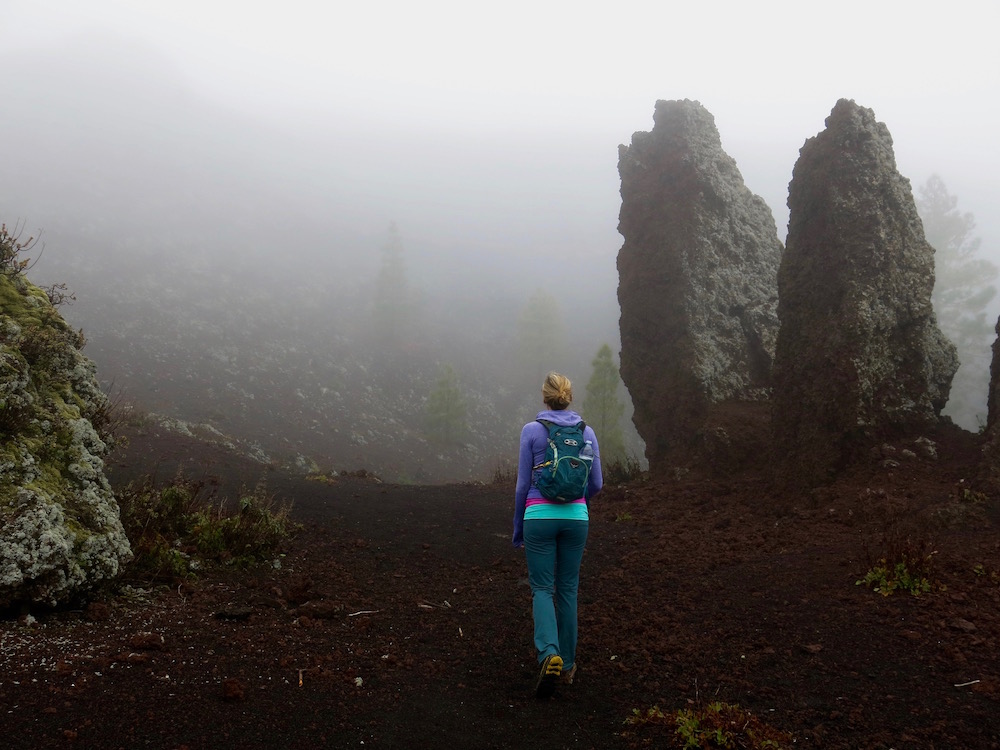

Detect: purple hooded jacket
[512,409,603,548]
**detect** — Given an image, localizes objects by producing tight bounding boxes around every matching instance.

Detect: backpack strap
[533,420,555,470]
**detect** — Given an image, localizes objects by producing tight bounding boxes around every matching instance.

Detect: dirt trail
[2,425,999,749]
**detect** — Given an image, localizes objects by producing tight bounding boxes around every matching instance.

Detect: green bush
[604,453,644,484]
[127,536,192,582]
[857,559,932,596]
[857,489,935,597]
[625,702,791,748]
[117,475,296,581]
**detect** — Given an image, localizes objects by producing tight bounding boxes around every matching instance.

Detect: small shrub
[127,536,192,582]
[190,511,227,556]
[16,323,72,368]
[217,486,295,566]
[971,563,999,583]
[117,475,296,582]
[857,559,932,596]
[87,379,136,450]
[161,484,194,518]
[625,702,792,748]
[119,476,201,537]
[41,282,75,307]
[931,482,992,528]
[625,705,668,727]
[490,460,517,486]
[0,221,41,278]
[856,488,936,596]
[959,487,988,505]
[604,453,644,484]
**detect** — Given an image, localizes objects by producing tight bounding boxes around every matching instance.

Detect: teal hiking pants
[523,518,589,670]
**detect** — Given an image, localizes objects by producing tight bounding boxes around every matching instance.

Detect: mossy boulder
[1,267,131,607]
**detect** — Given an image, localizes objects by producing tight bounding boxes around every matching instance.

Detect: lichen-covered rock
[772,99,959,486]
[616,99,783,474]
[1,265,131,606]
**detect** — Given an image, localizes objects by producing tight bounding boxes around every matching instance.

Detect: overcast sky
[3,0,998,289]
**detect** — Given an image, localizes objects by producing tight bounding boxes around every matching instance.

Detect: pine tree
[917,175,998,430]
[582,344,626,461]
[515,289,567,391]
[425,364,467,444]
[372,223,411,347]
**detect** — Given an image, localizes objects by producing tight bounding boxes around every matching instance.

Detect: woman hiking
[512,371,603,698]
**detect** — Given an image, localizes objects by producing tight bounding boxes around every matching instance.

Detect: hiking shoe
[535,655,563,699]
[560,663,577,685]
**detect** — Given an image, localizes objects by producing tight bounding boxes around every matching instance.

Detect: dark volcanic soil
[2,423,999,749]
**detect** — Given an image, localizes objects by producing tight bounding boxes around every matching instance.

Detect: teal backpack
[533,420,593,503]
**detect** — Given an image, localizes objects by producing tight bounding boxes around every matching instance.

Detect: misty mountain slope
[70,266,525,481]
[20,213,620,483]
[0,33,635,482]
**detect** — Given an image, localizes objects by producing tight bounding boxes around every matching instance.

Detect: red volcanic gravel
[1,424,998,749]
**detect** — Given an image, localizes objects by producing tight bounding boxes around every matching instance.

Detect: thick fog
[2,1,998,478]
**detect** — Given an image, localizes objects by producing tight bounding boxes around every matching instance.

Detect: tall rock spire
[617,99,782,474]
[772,99,958,486]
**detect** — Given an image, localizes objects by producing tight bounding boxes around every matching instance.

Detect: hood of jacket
[535,409,584,427]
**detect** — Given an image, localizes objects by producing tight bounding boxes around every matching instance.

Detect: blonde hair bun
[542,371,573,410]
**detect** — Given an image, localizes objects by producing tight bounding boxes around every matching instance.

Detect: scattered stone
[213,607,253,621]
[248,593,284,610]
[129,632,166,651]
[222,678,246,702]
[772,99,958,487]
[84,601,111,622]
[297,600,341,620]
[950,618,977,633]
[617,99,782,473]
[913,437,938,460]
